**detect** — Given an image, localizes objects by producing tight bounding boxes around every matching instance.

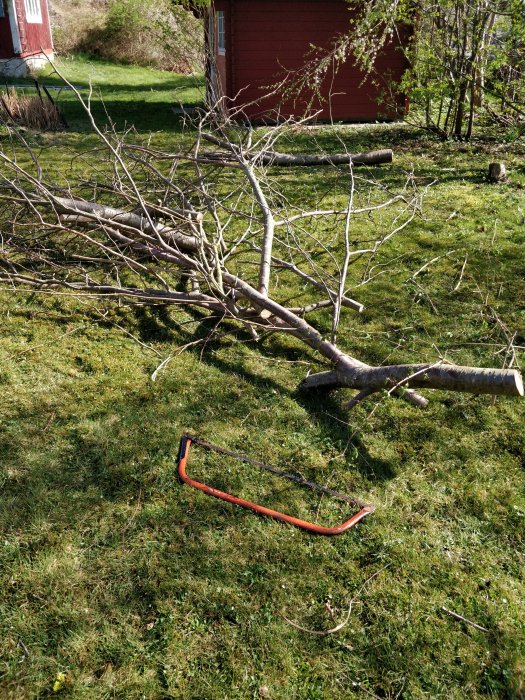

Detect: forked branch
[0,91,522,413]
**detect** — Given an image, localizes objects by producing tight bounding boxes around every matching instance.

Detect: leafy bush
[105,0,145,34]
[49,0,203,73]
[50,0,106,55]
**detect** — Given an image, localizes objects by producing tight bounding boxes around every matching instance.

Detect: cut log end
[513,369,524,397]
[348,300,364,313]
[487,162,508,183]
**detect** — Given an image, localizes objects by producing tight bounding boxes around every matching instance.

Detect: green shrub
[105,0,150,37]
[49,0,106,55]
[49,0,203,73]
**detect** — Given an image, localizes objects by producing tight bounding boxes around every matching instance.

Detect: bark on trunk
[201,133,392,167]
[301,364,524,398]
[53,198,201,252]
[257,149,393,167]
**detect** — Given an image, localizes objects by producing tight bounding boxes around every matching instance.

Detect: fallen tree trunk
[200,133,393,167]
[200,148,394,168]
[9,192,524,407]
[257,149,393,167]
[1,104,522,416]
[218,273,523,402]
[301,364,524,397]
[53,197,202,253]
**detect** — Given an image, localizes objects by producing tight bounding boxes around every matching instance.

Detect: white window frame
[24,0,42,24]
[217,10,225,55]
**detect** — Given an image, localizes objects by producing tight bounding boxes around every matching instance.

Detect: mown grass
[4,54,204,132]
[0,58,524,699]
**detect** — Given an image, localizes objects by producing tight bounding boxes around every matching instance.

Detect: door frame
[7,0,22,54]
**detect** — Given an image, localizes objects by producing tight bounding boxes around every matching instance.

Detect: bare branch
[0,95,521,417]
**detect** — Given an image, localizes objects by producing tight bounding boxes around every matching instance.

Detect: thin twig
[407,250,454,281]
[151,355,174,382]
[454,255,468,292]
[282,565,389,636]
[17,637,30,660]
[111,321,163,358]
[150,337,210,382]
[440,606,489,633]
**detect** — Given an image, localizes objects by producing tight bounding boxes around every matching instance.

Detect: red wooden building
[206,0,410,122]
[0,0,54,77]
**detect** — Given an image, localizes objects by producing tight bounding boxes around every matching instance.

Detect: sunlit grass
[0,56,524,699]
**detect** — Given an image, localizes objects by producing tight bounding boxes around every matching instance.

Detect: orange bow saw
[177,434,374,536]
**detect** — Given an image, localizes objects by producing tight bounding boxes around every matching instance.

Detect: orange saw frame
[177,434,373,536]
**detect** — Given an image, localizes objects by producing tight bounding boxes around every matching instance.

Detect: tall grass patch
[1,88,62,131]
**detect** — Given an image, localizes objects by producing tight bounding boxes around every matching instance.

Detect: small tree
[345,0,525,139]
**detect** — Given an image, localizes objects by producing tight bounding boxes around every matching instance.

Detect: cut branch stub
[487,163,507,183]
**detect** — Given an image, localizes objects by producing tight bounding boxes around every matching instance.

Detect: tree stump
[488,162,507,183]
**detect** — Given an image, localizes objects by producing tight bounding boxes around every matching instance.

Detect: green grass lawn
[5,54,204,132]
[1,57,524,699]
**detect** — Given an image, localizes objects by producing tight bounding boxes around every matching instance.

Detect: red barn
[0,0,54,77]
[206,0,411,122]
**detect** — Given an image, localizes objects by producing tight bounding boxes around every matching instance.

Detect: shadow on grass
[0,321,394,540]
[124,304,397,483]
[1,313,522,697]
[4,75,205,133]
[1,369,522,699]
[56,98,203,133]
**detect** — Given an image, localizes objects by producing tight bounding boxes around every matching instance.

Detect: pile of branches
[0,85,522,410]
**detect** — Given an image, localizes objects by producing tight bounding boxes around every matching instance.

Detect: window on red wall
[0,1,5,18]
[217,11,225,55]
[24,0,42,23]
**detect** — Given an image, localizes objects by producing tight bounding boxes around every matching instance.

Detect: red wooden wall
[212,0,410,122]
[15,0,53,57]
